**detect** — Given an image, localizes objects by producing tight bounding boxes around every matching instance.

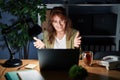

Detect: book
[5,69,44,80]
[5,71,19,80]
[98,60,120,70]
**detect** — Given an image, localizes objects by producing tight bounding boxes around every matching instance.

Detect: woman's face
[52,15,66,33]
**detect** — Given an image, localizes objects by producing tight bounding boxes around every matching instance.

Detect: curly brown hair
[47,6,73,44]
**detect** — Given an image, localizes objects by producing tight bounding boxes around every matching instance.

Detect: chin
[57,30,64,32]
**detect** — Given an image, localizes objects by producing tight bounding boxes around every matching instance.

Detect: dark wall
[70,13,117,36]
[69,6,117,36]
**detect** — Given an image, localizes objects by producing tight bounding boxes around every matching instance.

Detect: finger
[76,42,81,45]
[77,36,82,40]
[33,37,38,41]
[37,46,41,49]
[34,44,39,47]
[75,39,81,42]
[33,42,37,46]
[76,41,81,44]
[74,45,79,48]
[34,43,39,47]
[75,32,80,38]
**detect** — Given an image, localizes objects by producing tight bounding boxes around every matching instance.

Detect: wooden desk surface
[0,60,120,80]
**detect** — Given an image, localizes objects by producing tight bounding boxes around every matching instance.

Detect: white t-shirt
[54,35,66,49]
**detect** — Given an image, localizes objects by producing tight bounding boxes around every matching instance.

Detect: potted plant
[0,0,46,59]
[69,65,88,80]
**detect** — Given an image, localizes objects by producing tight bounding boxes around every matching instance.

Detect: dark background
[0,0,120,59]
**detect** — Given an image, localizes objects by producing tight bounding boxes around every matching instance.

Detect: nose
[55,21,62,26]
[58,21,63,26]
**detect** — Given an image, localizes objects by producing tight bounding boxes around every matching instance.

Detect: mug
[82,51,93,66]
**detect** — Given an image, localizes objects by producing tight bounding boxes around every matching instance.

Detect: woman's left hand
[74,32,81,48]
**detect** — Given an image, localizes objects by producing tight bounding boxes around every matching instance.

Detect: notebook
[5,69,44,80]
[37,49,80,70]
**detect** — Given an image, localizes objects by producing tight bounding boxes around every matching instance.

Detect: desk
[0,60,120,80]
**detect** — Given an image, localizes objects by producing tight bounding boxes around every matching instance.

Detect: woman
[33,6,81,49]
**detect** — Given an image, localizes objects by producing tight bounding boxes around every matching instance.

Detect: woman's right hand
[33,37,45,49]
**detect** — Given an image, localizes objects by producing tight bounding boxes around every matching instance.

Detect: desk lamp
[2,17,42,67]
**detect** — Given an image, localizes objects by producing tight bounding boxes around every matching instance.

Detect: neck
[57,31,65,35]
[56,31,65,40]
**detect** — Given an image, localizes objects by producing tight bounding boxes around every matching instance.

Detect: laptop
[37,49,80,71]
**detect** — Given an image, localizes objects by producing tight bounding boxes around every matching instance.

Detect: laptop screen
[37,49,80,70]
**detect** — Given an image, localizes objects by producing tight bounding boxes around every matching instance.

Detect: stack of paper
[99,60,120,70]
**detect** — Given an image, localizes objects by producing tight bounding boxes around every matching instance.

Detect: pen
[17,64,28,70]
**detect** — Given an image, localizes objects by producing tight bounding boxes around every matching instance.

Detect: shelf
[82,35,116,38]
[45,4,120,7]
[45,4,64,9]
[67,4,120,6]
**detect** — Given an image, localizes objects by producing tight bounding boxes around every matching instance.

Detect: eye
[60,20,65,23]
[52,20,57,23]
